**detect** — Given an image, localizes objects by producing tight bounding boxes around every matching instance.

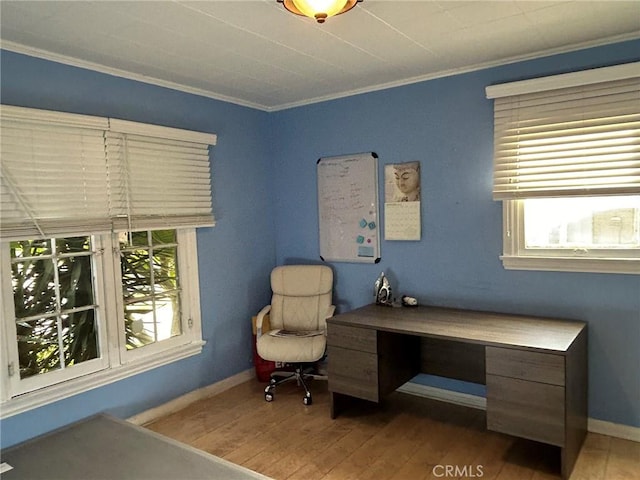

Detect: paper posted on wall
[384,161,421,241]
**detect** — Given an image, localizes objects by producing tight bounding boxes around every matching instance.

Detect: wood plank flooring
[145,379,639,480]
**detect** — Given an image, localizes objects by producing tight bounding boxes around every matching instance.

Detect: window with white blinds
[1,106,211,414]
[487,62,640,200]
[486,63,640,274]
[0,106,217,241]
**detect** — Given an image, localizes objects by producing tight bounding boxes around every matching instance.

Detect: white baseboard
[127,368,254,426]
[588,418,640,442]
[398,382,640,443]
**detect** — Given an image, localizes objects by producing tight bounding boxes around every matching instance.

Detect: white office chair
[255,265,334,405]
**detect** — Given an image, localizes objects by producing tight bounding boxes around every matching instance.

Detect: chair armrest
[256,305,271,338]
[323,305,336,337]
[326,305,336,319]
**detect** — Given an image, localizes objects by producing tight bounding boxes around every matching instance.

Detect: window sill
[0,340,205,419]
[500,255,639,275]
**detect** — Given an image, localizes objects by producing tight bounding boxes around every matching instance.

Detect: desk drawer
[327,323,377,353]
[487,374,565,446]
[327,346,379,402]
[486,346,564,386]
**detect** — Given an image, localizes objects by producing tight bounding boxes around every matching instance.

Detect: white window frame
[501,200,640,274]
[112,229,204,365]
[0,228,205,418]
[1,236,110,397]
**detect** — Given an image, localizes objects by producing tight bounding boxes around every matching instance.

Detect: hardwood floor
[145,379,639,480]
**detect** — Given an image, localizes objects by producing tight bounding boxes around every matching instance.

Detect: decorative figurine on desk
[374,271,393,306]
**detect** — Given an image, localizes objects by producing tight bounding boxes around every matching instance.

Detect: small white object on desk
[402,295,418,306]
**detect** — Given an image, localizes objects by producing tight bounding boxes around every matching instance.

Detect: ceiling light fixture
[278,0,362,24]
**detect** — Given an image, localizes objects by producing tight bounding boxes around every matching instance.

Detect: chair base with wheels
[263,364,326,405]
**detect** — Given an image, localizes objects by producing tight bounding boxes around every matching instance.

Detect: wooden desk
[326,304,588,480]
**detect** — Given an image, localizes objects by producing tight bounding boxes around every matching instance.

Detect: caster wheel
[265,392,274,402]
[303,395,312,406]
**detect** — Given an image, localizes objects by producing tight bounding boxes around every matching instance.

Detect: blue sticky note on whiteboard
[356,235,365,244]
[359,219,368,228]
[358,246,374,257]
[368,221,376,230]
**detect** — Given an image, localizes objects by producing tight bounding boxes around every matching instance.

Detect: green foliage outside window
[119,230,181,350]
[11,237,97,379]
[9,229,182,380]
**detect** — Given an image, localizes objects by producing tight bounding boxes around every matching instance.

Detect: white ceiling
[1,1,639,111]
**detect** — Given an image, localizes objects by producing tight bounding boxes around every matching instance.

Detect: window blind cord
[0,164,46,238]
[123,134,133,242]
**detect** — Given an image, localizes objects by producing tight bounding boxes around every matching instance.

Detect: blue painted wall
[271,39,640,428]
[0,51,276,448]
[1,39,639,448]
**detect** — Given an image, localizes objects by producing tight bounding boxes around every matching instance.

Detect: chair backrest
[269,265,333,331]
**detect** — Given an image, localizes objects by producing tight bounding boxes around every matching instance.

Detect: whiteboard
[317,152,381,263]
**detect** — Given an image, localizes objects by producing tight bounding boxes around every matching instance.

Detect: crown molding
[1,40,271,112]
[3,32,639,113]
[270,32,640,111]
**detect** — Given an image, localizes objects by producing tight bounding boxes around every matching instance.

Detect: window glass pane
[124,303,156,349]
[56,236,91,253]
[151,229,176,245]
[158,294,181,338]
[120,230,182,350]
[10,239,51,258]
[154,246,179,291]
[12,258,56,318]
[524,196,640,249]
[58,255,94,309]
[130,231,149,247]
[17,316,60,379]
[117,231,149,248]
[121,249,153,300]
[62,310,99,366]
[124,295,181,348]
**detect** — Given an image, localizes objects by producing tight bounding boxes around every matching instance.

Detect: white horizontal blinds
[0,106,111,241]
[1,106,216,238]
[103,132,130,230]
[107,119,216,231]
[492,74,640,199]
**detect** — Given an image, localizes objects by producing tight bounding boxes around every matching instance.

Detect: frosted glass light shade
[279,0,360,23]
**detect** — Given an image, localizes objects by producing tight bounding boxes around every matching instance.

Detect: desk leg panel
[562,328,588,480]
